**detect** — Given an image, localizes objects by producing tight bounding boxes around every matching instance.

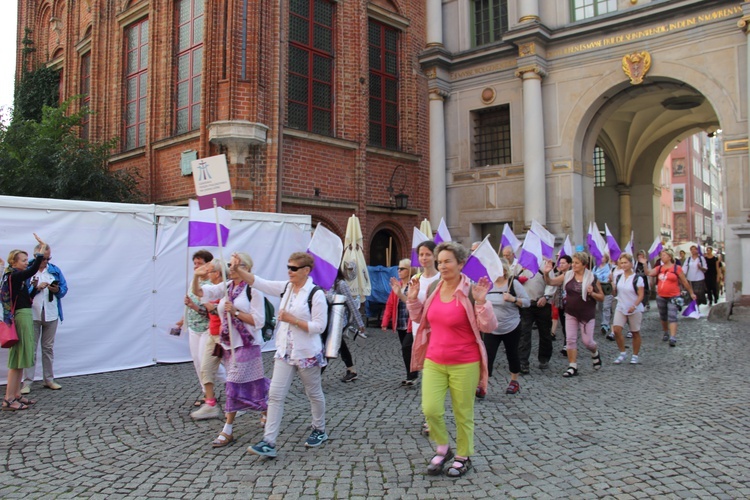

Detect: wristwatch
[234,310,240,317]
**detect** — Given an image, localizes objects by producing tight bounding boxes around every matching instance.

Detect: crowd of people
[1,233,727,477]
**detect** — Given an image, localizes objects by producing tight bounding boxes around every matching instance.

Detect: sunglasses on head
[287,265,310,272]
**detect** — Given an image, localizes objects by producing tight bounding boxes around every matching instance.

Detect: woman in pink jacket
[407,242,497,478]
[381,258,416,385]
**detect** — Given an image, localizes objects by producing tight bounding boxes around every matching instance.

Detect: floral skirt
[222,344,269,413]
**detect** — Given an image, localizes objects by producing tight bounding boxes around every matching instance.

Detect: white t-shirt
[615,273,645,315]
[411,272,441,334]
[684,255,706,281]
[31,268,59,322]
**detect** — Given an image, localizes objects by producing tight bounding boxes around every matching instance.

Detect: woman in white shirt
[241,252,329,458]
[191,252,269,448]
[683,245,707,305]
[611,254,645,364]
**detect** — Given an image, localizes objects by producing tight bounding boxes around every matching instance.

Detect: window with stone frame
[473,104,511,167]
[473,0,508,47]
[175,0,203,135]
[571,0,616,22]
[593,146,606,186]
[368,20,399,150]
[80,52,91,140]
[287,0,335,136]
[124,19,148,150]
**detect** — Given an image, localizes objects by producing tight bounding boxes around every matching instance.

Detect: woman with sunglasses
[382,258,417,385]
[191,252,269,448]
[239,252,329,458]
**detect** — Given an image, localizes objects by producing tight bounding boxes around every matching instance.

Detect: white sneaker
[630,355,640,364]
[20,383,31,395]
[190,404,222,420]
[626,331,633,339]
[613,353,628,364]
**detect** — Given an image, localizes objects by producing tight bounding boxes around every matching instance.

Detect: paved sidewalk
[2,306,750,499]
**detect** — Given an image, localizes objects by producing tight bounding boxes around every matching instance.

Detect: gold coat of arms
[622,51,651,85]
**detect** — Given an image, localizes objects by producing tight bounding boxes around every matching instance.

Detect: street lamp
[387,165,408,210]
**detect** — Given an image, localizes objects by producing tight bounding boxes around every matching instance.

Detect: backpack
[615,273,642,296]
[280,283,328,333]
[245,285,277,342]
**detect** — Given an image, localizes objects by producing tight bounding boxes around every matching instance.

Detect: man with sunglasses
[22,239,68,393]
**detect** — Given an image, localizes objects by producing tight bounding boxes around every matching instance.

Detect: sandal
[592,352,602,371]
[1,398,29,411]
[562,366,578,378]
[446,457,472,477]
[211,432,234,448]
[260,411,267,425]
[427,448,454,476]
[421,422,430,436]
[17,396,36,405]
[194,398,205,408]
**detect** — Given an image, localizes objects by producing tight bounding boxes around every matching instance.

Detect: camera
[670,296,684,311]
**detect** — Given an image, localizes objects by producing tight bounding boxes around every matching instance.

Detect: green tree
[0,100,143,203]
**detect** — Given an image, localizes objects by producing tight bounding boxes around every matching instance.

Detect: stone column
[426,0,443,47]
[429,90,447,226]
[516,66,547,226]
[518,0,540,23]
[616,184,632,244]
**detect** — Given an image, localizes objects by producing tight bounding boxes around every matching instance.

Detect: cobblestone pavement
[2,304,750,499]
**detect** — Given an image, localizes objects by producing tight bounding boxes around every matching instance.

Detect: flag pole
[213,197,234,359]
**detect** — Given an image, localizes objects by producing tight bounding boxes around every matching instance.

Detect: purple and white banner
[518,231,543,275]
[434,218,452,244]
[605,223,621,262]
[187,199,231,247]
[411,227,430,267]
[531,220,555,259]
[682,300,701,319]
[463,236,504,285]
[500,223,522,254]
[559,235,574,258]
[648,237,663,261]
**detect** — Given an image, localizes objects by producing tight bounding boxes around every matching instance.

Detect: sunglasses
[287,265,310,272]
[398,267,409,271]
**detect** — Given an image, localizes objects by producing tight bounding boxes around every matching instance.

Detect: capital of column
[740,2,750,32]
[615,183,631,196]
[515,64,547,80]
[428,88,449,101]
[518,15,540,23]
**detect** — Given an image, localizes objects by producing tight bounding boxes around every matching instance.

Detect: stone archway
[369,227,403,267]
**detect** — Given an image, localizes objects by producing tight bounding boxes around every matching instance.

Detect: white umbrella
[419,219,433,240]
[342,214,371,301]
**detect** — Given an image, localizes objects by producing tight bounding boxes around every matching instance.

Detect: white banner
[0,196,311,384]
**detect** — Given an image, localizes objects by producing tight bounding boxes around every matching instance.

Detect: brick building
[15,0,430,265]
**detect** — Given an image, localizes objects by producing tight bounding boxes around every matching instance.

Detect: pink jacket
[407,274,498,391]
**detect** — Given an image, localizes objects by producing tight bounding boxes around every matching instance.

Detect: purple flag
[463,236,503,285]
[586,222,594,253]
[588,222,606,266]
[434,218,452,244]
[500,223,521,254]
[411,227,430,267]
[559,235,574,258]
[518,232,542,275]
[605,224,621,262]
[682,300,701,319]
[648,237,663,261]
[531,220,555,259]
[187,199,231,247]
[307,223,343,289]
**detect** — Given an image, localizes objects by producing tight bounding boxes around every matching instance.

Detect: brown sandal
[2,398,29,411]
[17,396,36,405]
[211,432,234,448]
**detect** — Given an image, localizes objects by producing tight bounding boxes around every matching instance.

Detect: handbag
[0,277,19,348]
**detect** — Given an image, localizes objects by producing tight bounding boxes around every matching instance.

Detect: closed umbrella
[419,218,433,240]
[342,214,371,301]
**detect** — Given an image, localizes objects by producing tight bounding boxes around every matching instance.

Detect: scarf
[220,281,253,346]
[563,269,595,301]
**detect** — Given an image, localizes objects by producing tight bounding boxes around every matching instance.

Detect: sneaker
[20,383,31,395]
[669,337,677,347]
[190,404,222,420]
[248,440,277,458]
[626,331,633,339]
[475,387,486,399]
[519,365,530,375]
[560,348,568,357]
[341,371,358,382]
[45,381,62,390]
[538,361,549,370]
[305,429,328,448]
[630,355,640,364]
[613,352,628,364]
[505,380,520,394]
[606,333,615,341]
[601,326,607,335]
[662,333,669,342]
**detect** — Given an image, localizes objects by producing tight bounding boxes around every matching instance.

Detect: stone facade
[425,0,750,303]
[15,0,430,265]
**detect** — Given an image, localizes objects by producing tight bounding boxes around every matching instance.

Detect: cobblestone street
[2,305,750,499]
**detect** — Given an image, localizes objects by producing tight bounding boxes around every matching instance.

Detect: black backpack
[615,273,642,296]
[279,283,329,334]
[245,285,277,342]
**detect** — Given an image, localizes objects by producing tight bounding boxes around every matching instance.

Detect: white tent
[0,195,311,384]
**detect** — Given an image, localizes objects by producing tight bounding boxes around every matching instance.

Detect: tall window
[594,146,606,186]
[369,20,399,150]
[473,105,511,167]
[175,0,204,134]
[287,0,334,136]
[80,52,91,140]
[125,19,148,150]
[473,0,508,47]
[572,0,616,21]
